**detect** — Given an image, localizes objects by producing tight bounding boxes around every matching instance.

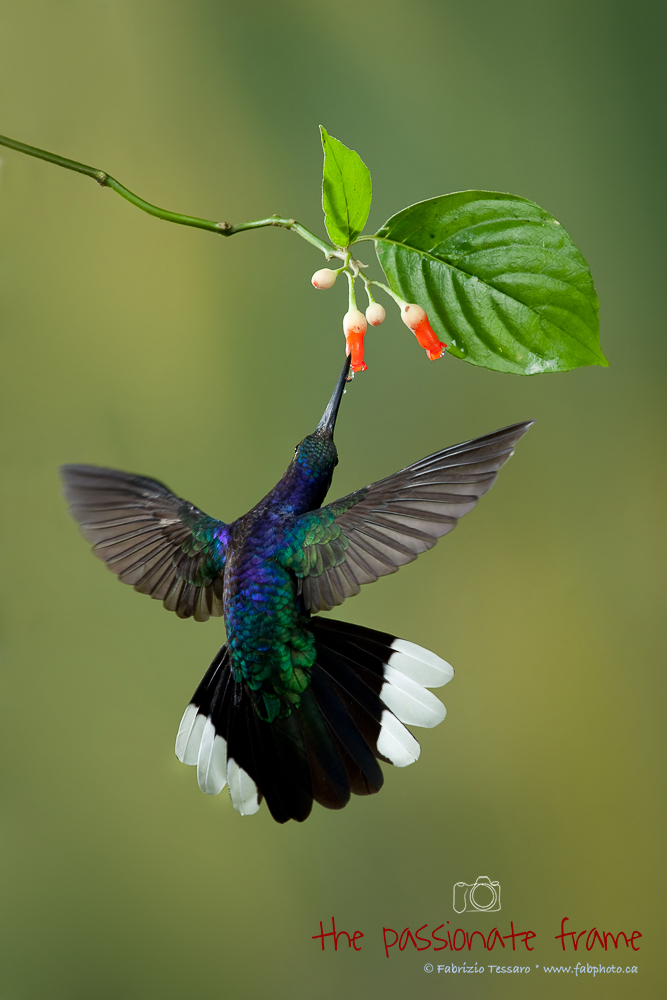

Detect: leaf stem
[0,133,337,256]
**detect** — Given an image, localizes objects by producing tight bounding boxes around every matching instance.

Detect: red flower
[343,308,368,372]
[401,304,446,360]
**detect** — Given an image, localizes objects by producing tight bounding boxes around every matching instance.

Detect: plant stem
[365,277,405,307]
[224,217,339,257]
[346,269,357,310]
[360,274,375,304]
[0,133,337,256]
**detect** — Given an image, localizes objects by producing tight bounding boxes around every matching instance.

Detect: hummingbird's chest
[222,509,304,683]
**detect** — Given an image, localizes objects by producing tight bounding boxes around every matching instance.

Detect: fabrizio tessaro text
[311,917,642,957]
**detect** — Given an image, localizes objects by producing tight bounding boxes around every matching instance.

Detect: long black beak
[315,355,351,438]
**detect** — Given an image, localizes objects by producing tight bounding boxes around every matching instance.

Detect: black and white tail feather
[175,617,453,824]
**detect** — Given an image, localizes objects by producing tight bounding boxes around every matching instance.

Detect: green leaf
[320,126,372,248]
[375,191,605,375]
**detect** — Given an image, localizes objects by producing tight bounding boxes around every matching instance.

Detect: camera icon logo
[453,876,501,914]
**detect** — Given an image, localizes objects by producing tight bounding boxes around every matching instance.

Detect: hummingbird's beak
[315,355,351,438]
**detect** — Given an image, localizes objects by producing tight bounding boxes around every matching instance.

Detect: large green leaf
[374,191,605,375]
[320,127,372,248]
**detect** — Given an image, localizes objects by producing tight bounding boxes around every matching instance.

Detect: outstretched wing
[279,421,533,613]
[60,465,229,621]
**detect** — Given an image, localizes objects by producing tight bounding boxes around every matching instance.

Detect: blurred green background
[0,1,664,997]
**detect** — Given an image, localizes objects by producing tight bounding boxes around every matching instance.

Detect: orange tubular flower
[343,308,368,372]
[401,303,446,360]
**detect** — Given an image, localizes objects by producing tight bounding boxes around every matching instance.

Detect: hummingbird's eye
[294,445,299,456]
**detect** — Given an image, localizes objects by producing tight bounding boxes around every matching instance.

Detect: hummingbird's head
[291,354,351,483]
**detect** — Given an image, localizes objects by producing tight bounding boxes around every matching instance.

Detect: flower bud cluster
[311,265,446,372]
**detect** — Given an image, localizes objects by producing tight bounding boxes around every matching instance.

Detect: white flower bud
[343,308,367,336]
[311,268,338,290]
[401,303,427,330]
[365,303,386,327]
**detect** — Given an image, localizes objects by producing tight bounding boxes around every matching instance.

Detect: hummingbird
[61,357,532,824]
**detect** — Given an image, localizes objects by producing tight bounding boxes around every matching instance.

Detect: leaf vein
[376,236,595,346]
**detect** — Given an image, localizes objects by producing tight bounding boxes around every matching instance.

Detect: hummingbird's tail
[174,618,453,824]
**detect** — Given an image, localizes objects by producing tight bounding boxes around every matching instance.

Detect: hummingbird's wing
[279,421,533,613]
[60,465,228,621]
